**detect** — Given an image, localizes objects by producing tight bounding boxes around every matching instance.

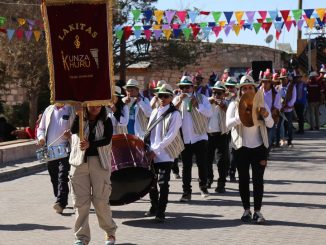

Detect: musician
[173,76,212,202]
[294,72,307,134]
[123,79,152,139]
[107,86,129,135]
[195,72,212,97]
[226,75,274,224]
[307,71,322,131]
[69,106,117,245]
[150,80,167,109]
[276,69,297,147]
[145,84,183,223]
[225,77,239,182]
[259,69,282,150]
[37,104,73,214]
[207,82,229,193]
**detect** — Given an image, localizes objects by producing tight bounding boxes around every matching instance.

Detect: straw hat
[212,82,226,91]
[239,75,258,88]
[177,76,194,86]
[157,84,174,96]
[115,86,124,97]
[124,79,142,89]
[225,77,238,87]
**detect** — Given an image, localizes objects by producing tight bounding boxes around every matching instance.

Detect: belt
[207,132,221,136]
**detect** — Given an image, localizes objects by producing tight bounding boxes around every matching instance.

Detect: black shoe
[180,193,191,202]
[215,186,226,193]
[154,213,165,223]
[253,211,266,224]
[229,175,236,182]
[200,188,210,198]
[206,179,213,188]
[241,210,252,222]
[144,206,157,217]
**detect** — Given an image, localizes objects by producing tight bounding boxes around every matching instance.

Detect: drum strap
[144,104,177,147]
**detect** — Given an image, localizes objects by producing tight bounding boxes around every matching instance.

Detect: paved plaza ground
[1,129,326,245]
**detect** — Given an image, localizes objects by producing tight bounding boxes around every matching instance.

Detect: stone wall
[126,42,284,89]
[0,82,27,106]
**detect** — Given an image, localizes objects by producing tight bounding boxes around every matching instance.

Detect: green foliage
[3,102,29,127]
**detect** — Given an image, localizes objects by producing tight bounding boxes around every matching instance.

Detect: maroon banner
[43,1,113,104]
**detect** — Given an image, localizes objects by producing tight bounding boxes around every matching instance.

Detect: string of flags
[115,8,326,41]
[0,16,44,42]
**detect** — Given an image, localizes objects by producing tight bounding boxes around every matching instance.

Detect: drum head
[109,167,154,206]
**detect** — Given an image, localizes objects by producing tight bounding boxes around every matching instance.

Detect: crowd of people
[34,65,326,245]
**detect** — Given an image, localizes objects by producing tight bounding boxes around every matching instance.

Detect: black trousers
[236,145,266,211]
[171,158,180,175]
[294,102,305,132]
[149,162,172,215]
[229,148,238,176]
[207,133,229,187]
[181,140,208,194]
[47,156,70,207]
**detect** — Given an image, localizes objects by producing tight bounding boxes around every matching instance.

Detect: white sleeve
[138,98,152,118]
[226,101,241,129]
[117,105,129,126]
[197,95,212,118]
[36,107,50,141]
[264,102,274,128]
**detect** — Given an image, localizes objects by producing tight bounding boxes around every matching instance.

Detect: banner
[42,0,114,105]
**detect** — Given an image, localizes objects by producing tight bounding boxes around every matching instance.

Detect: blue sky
[154,0,325,51]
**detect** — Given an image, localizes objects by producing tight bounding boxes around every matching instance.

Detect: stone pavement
[1,129,326,245]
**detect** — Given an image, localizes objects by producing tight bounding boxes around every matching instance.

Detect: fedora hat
[115,86,124,97]
[124,79,142,89]
[212,82,226,91]
[177,76,194,86]
[157,84,174,96]
[260,69,272,81]
[225,77,238,87]
[154,80,167,91]
[239,75,258,88]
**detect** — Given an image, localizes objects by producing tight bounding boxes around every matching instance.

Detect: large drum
[110,134,154,206]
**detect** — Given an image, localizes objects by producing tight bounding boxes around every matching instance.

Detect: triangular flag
[285,21,293,32]
[192,26,200,39]
[124,26,132,40]
[274,21,284,32]
[316,18,324,27]
[208,22,216,27]
[143,10,153,22]
[219,21,226,27]
[246,11,256,24]
[266,18,272,23]
[212,12,222,23]
[304,9,314,19]
[154,10,164,24]
[33,30,41,42]
[224,25,232,36]
[153,30,162,40]
[276,31,281,40]
[171,24,180,30]
[132,9,141,21]
[115,30,123,40]
[17,18,26,26]
[297,19,304,30]
[200,11,210,16]
[268,10,278,21]
[253,23,262,34]
[262,22,272,33]
[143,25,152,31]
[134,29,142,39]
[287,16,292,21]
[165,10,175,24]
[152,25,161,30]
[292,9,302,21]
[200,22,208,29]
[233,24,241,36]
[212,26,222,37]
[114,25,123,31]
[280,10,290,22]
[243,23,252,30]
[7,29,15,41]
[203,27,211,39]
[293,20,297,27]
[176,11,187,23]
[27,19,35,26]
[144,29,151,40]
[134,26,142,31]
[224,12,233,24]
[239,20,245,26]
[172,29,181,38]
[316,8,325,20]
[162,24,170,30]
[235,11,244,24]
[258,11,267,21]
[0,16,6,26]
[16,29,24,40]
[0,28,7,33]
[182,28,191,41]
[306,18,315,29]
[188,11,198,23]
[163,29,172,40]
[257,18,264,24]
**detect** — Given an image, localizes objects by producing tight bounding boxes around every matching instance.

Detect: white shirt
[149,105,182,163]
[207,101,227,134]
[226,100,274,148]
[260,87,282,110]
[37,105,72,147]
[173,94,212,144]
[107,105,129,135]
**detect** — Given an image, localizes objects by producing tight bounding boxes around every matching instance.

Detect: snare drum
[36,144,70,162]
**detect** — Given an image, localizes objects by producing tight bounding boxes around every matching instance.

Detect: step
[0,140,38,165]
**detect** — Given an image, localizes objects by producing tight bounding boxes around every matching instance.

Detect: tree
[0,1,48,128]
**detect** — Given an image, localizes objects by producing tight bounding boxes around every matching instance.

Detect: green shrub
[3,102,29,127]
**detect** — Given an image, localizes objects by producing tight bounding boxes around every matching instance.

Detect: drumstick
[48,132,65,147]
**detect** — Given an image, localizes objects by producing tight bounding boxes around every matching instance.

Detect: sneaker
[105,235,116,245]
[241,210,252,222]
[253,211,266,224]
[154,213,165,223]
[74,240,84,245]
[280,140,286,147]
[53,202,63,214]
[215,186,226,193]
[179,193,191,202]
[200,188,210,198]
[144,206,157,217]
[173,173,181,179]
[287,142,294,148]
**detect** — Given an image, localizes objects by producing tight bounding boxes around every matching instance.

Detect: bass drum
[304,104,326,127]
[110,134,154,206]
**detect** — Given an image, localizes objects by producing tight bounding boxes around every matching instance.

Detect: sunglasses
[158,94,170,99]
[179,85,192,89]
[213,91,223,96]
